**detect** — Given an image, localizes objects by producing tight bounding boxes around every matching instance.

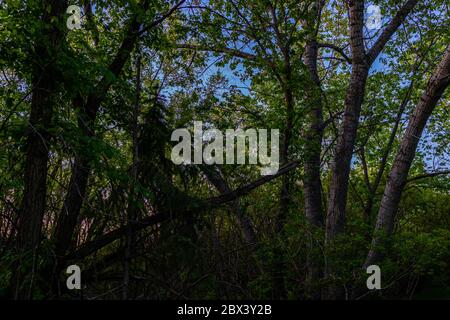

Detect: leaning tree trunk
[51,0,187,296]
[50,13,145,299]
[325,0,420,241]
[364,44,450,268]
[52,0,186,261]
[53,106,94,259]
[52,2,149,259]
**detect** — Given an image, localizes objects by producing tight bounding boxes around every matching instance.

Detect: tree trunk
[326,0,367,244]
[12,0,67,300]
[53,101,94,259]
[123,48,142,299]
[323,2,368,299]
[303,36,325,299]
[304,38,324,229]
[364,44,450,268]
[363,47,427,223]
[272,82,294,300]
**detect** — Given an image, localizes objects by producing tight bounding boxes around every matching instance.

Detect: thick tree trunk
[326,0,367,243]
[326,0,420,240]
[12,0,67,300]
[364,45,450,268]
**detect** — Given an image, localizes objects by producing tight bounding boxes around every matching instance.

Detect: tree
[365,44,450,268]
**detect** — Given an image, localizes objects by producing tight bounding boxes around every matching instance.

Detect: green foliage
[0,0,448,300]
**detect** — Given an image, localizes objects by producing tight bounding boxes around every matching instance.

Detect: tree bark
[304,37,324,229]
[326,0,368,243]
[322,1,368,300]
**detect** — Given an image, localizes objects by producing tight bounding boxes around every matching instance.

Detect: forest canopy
[0,0,449,300]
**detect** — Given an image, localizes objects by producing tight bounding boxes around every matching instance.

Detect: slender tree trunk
[304,38,324,228]
[269,16,295,294]
[362,83,412,222]
[53,100,94,259]
[364,45,450,268]
[82,0,99,46]
[303,36,325,299]
[51,1,188,296]
[272,83,294,299]
[12,0,67,300]
[52,0,187,261]
[276,72,294,233]
[123,48,142,299]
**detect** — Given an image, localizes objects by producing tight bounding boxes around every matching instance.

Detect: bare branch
[138,0,186,35]
[317,43,352,64]
[406,170,450,183]
[176,43,258,61]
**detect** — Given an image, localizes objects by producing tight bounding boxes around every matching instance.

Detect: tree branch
[406,170,450,183]
[64,160,300,261]
[317,43,352,64]
[366,0,419,65]
[138,0,186,36]
[176,43,260,63]
[207,160,300,205]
